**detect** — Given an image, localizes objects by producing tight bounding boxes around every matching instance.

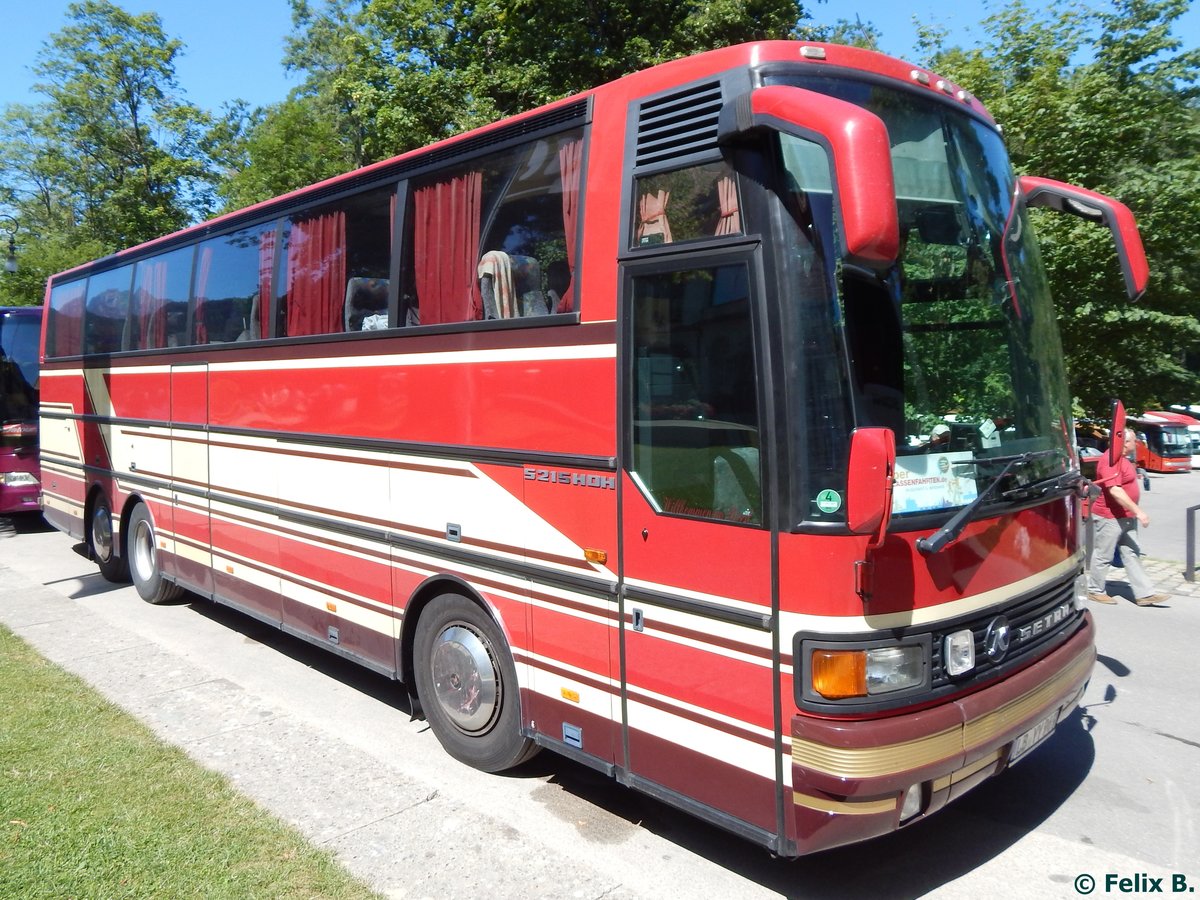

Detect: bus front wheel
[413,594,539,773]
[128,502,184,605]
[89,492,129,583]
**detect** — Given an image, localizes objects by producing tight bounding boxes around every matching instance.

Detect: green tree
[0,1,214,305]
[918,0,1200,415]
[209,96,358,212]
[283,0,815,163]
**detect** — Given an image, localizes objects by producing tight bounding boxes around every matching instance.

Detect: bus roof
[1140,410,1200,426]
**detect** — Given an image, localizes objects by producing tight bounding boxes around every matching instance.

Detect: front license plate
[1010,710,1057,764]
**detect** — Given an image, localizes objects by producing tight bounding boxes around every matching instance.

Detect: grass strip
[0,624,382,899]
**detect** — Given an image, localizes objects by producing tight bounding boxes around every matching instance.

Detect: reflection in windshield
[773,75,1072,518]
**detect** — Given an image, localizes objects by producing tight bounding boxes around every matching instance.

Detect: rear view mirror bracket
[720,85,900,270]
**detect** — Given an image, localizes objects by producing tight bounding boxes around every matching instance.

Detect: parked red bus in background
[1131,413,1193,473]
[38,42,1148,855]
[1,306,42,515]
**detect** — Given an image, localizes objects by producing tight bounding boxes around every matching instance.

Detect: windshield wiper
[998,469,1085,502]
[916,449,1062,556]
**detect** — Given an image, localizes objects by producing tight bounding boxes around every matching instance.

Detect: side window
[633,160,741,248]
[46,280,87,358]
[193,224,274,344]
[131,245,193,350]
[280,185,393,336]
[629,262,762,524]
[401,128,583,326]
[84,266,133,355]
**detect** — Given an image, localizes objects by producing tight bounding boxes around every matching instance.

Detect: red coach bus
[1132,412,1194,473]
[39,42,1148,855]
[1,306,41,514]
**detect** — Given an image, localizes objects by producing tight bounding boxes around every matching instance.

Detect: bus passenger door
[168,364,213,596]
[619,256,780,839]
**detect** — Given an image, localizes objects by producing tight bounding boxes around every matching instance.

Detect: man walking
[1088,427,1171,606]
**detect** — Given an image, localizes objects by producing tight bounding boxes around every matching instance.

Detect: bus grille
[929,573,1080,689]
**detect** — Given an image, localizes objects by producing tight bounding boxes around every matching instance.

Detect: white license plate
[1010,711,1057,764]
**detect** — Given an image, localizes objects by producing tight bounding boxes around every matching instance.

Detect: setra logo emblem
[983,615,1011,663]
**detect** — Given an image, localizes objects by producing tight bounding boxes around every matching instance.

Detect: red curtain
[193,246,213,344]
[286,211,346,336]
[637,190,672,244]
[557,140,583,313]
[413,172,482,325]
[716,176,741,236]
[258,226,275,339]
[136,260,168,349]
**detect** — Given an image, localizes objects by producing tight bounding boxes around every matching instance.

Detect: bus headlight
[811,645,925,699]
[1073,571,1089,611]
[944,629,975,676]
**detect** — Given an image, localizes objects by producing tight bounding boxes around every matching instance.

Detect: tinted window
[401,129,583,325]
[281,186,393,336]
[194,225,273,344]
[629,262,762,524]
[633,161,741,248]
[84,266,132,354]
[46,280,86,358]
[132,245,193,350]
[0,311,40,420]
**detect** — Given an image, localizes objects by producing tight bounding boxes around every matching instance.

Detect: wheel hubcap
[132,519,155,583]
[91,506,113,561]
[430,623,500,735]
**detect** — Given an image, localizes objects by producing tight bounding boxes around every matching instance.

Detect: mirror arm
[1019,176,1149,300]
[720,85,900,269]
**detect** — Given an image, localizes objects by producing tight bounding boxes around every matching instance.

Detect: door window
[629,262,762,524]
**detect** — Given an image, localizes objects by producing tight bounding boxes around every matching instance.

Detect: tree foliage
[0,1,213,306]
[281,0,813,166]
[209,96,358,213]
[918,0,1200,415]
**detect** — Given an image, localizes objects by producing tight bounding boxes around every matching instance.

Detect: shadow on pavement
[185,596,416,717]
[510,713,1097,899]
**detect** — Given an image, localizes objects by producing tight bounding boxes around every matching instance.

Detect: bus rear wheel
[128,503,184,605]
[89,492,129,583]
[413,594,539,773]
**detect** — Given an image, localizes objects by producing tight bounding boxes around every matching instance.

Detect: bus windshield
[772,74,1072,518]
[0,309,40,426]
[1156,425,1191,453]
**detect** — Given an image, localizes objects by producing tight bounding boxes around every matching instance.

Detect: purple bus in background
[1,306,41,515]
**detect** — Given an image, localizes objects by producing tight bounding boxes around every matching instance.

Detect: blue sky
[0,0,1197,115]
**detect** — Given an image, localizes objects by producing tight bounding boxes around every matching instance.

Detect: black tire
[128,502,184,604]
[413,594,539,773]
[89,492,129,583]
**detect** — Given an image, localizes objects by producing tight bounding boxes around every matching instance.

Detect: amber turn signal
[811,649,867,699]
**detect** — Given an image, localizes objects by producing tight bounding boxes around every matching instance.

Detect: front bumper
[789,612,1095,854]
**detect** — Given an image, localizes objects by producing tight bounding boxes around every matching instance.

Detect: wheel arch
[118,491,150,557]
[398,573,513,689]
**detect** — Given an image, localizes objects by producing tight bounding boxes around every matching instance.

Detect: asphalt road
[1,510,1197,900]
[1127,466,1200,567]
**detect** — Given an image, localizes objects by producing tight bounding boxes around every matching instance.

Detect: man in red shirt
[1088,427,1170,606]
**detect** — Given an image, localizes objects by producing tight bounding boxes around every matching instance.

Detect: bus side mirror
[847,427,895,548]
[1019,176,1149,301]
[1109,398,1126,467]
[720,85,900,269]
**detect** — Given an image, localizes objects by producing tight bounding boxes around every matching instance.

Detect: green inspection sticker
[815,489,842,513]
